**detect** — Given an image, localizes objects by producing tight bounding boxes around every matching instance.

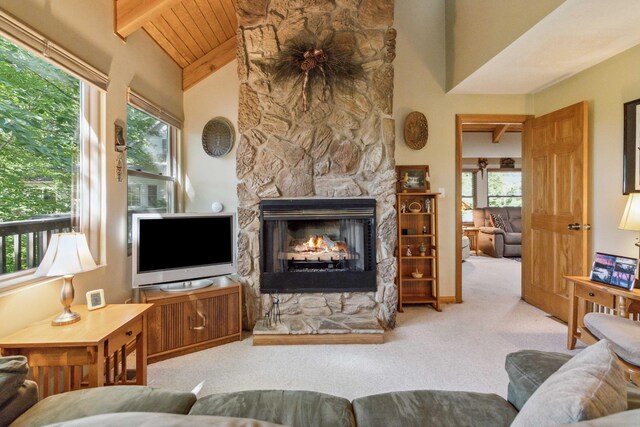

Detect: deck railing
[0,215,73,274]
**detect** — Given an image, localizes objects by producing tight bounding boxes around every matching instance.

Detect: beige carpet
[147,255,581,400]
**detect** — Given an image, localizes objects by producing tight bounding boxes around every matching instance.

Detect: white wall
[445,0,564,90]
[533,42,640,261]
[183,61,240,214]
[0,0,182,337]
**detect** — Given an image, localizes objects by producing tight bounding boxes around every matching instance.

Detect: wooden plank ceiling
[114,0,237,91]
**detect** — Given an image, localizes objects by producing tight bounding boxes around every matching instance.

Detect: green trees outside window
[0,36,80,223]
[488,171,522,207]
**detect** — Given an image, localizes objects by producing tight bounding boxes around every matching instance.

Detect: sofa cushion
[584,312,640,365]
[0,355,29,407]
[189,390,355,427]
[511,340,627,426]
[503,232,521,245]
[45,412,286,426]
[505,349,572,411]
[505,207,522,232]
[11,385,197,427]
[351,390,517,427]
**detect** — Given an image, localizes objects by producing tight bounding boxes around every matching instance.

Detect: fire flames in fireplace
[294,235,348,254]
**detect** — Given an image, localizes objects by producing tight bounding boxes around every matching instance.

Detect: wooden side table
[0,303,152,399]
[565,276,640,350]
[463,227,479,255]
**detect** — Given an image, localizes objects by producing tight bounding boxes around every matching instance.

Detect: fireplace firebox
[260,199,376,293]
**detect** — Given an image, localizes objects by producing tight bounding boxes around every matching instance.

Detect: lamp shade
[461,201,472,211]
[619,193,640,231]
[35,232,98,277]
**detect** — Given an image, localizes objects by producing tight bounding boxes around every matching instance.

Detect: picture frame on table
[396,165,430,193]
[86,289,106,311]
[589,252,638,290]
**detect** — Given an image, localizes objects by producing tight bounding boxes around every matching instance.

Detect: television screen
[132,213,236,287]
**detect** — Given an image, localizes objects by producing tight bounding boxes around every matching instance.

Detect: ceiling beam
[115,0,182,39]
[492,124,509,143]
[183,38,236,90]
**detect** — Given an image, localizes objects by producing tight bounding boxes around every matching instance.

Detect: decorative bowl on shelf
[411,271,423,279]
[408,201,422,213]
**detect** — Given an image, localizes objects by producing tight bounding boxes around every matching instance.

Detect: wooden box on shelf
[396,191,440,312]
[140,279,242,364]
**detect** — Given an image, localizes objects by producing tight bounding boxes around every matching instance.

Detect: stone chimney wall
[236,0,398,329]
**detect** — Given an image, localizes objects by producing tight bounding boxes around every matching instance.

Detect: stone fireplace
[236,0,397,333]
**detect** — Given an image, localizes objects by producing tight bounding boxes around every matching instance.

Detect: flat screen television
[131,212,236,288]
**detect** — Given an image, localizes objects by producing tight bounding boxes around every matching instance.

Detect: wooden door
[522,101,589,322]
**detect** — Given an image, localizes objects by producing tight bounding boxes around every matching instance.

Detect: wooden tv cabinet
[140,278,242,363]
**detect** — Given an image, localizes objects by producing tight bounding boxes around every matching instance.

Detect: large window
[0,35,81,277]
[488,171,522,207]
[127,104,179,246]
[461,171,476,223]
[0,12,105,289]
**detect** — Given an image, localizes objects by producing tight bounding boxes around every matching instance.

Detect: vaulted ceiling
[114,0,237,91]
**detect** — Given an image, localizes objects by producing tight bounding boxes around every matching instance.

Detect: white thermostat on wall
[211,201,224,213]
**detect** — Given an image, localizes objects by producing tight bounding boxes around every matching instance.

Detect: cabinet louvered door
[141,283,242,363]
[147,301,185,355]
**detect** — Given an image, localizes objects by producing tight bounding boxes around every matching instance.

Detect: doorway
[455,114,532,303]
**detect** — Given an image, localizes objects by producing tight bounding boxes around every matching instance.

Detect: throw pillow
[511,339,627,427]
[489,213,507,231]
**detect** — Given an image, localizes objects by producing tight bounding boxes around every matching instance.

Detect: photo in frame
[622,97,640,194]
[396,165,430,193]
[589,252,638,290]
[86,289,106,311]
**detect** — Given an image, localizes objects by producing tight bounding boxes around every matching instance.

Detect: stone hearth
[236,0,397,332]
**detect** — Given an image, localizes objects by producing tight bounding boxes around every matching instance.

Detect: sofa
[6,340,640,426]
[473,207,522,258]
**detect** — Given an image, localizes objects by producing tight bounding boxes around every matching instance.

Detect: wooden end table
[565,276,640,350]
[463,227,479,255]
[0,303,152,399]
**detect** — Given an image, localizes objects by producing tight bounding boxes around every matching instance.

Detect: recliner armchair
[473,207,522,258]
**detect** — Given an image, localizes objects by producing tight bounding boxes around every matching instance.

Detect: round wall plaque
[403,111,429,150]
[202,117,235,157]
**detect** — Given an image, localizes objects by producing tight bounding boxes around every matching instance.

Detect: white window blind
[127,89,183,129]
[0,9,108,91]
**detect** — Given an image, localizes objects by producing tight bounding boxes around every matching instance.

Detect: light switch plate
[438,187,445,198]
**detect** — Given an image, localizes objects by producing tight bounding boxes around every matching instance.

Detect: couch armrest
[479,226,506,235]
[505,350,571,411]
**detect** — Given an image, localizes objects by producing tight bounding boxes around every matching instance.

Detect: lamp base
[51,309,81,326]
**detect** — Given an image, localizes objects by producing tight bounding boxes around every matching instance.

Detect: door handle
[567,223,581,230]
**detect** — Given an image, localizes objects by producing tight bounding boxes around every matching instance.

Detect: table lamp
[461,200,472,211]
[35,232,98,326]
[619,193,640,259]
